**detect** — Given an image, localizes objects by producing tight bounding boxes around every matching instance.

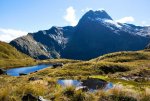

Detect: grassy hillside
[0,41,28,59]
[0,41,37,68]
[0,49,150,100]
[35,50,150,79]
[90,50,150,62]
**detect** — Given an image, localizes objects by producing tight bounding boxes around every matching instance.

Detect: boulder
[28,77,43,81]
[38,96,50,101]
[19,73,27,76]
[52,63,63,68]
[0,68,6,75]
[22,94,38,101]
[75,86,88,92]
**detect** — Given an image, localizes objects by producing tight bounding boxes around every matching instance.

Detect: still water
[57,79,113,91]
[7,64,51,76]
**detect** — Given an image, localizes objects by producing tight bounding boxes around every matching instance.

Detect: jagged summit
[81,10,113,21]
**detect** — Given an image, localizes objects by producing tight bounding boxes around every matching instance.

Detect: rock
[0,68,6,75]
[28,77,43,81]
[22,94,38,101]
[75,86,88,92]
[19,73,27,76]
[52,63,63,68]
[38,96,50,101]
[120,76,129,81]
[134,77,146,82]
[10,26,74,60]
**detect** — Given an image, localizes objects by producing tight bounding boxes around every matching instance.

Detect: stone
[0,68,6,75]
[28,77,43,81]
[52,63,63,68]
[22,94,38,101]
[75,86,88,92]
[19,73,27,76]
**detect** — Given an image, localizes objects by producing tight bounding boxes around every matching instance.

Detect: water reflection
[57,79,113,91]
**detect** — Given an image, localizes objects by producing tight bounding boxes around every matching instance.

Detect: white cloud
[64,6,77,26]
[116,16,135,23]
[0,28,27,42]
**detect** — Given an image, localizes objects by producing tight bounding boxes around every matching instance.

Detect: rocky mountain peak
[82,10,113,21]
[10,10,150,60]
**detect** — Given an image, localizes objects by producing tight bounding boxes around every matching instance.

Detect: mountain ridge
[10,10,150,60]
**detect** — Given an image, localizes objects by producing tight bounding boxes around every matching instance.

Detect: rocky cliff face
[10,10,150,60]
[10,26,75,59]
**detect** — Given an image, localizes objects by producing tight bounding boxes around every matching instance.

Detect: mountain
[10,10,150,60]
[62,10,150,60]
[10,26,75,59]
[145,43,150,49]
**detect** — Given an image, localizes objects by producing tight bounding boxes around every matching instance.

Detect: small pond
[57,79,113,91]
[6,64,52,76]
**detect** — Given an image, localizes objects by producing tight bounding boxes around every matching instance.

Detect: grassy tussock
[91,51,150,63]
[0,50,150,100]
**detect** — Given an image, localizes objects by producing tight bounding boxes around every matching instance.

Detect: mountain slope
[10,10,150,60]
[145,43,150,49]
[62,10,150,60]
[10,26,75,59]
[0,41,36,68]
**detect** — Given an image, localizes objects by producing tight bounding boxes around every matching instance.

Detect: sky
[0,0,150,42]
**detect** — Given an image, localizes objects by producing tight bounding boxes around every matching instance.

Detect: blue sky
[0,0,150,42]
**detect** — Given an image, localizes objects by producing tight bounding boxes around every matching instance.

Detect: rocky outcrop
[10,26,75,60]
[10,35,51,59]
[22,94,37,101]
[22,94,49,101]
[52,63,63,68]
[0,68,6,75]
[28,77,43,81]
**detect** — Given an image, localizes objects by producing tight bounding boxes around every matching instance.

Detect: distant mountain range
[10,10,150,60]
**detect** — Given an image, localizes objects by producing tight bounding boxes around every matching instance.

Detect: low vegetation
[0,41,37,68]
[0,47,150,100]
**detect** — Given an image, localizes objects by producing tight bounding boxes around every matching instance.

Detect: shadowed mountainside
[10,10,150,60]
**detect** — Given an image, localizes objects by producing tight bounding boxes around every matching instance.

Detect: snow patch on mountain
[104,20,122,28]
